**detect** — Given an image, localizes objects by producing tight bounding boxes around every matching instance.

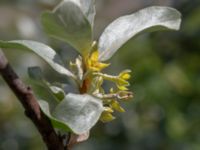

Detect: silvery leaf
[0,40,75,78]
[98,6,181,61]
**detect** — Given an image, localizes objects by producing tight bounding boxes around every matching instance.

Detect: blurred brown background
[0,0,200,150]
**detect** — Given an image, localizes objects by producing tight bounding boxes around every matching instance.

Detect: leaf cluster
[0,0,181,137]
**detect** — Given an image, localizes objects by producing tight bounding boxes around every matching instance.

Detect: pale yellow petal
[97,62,110,70]
[121,73,131,80]
[100,111,115,123]
[90,50,99,61]
[111,100,125,112]
[117,85,128,91]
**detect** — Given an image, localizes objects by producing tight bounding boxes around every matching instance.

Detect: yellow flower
[119,69,131,80]
[100,108,115,123]
[117,85,128,91]
[110,100,125,112]
[117,70,131,91]
[87,50,109,71]
[93,69,131,91]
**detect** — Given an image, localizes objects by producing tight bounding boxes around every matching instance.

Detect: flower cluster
[70,45,133,122]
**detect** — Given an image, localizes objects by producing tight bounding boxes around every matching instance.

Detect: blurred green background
[0,0,200,150]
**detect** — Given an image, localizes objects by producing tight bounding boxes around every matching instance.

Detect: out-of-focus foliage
[0,0,199,150]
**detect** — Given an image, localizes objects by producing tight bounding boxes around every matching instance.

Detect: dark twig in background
[0,49,66,150]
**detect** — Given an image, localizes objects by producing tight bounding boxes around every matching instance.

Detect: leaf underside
[41,0,93,55]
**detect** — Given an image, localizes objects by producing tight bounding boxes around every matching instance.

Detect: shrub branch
[0,49,66,150]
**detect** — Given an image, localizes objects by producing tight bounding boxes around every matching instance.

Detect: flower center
[86,50,109,72]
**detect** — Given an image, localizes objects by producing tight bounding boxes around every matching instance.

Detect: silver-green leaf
[98,6,182,61]
[39,100,71,132]
[0,40,75,78]
[49,86,65,101]
[55,0,96,27]
[53,93,103,134]
[41,0,93,55]
[79,0,96,27]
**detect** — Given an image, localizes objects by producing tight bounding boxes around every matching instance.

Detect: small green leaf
[28,66,43,81]
[0,40,75,78]
[49,86,65,101]
[28,67,64,104]
[39,100,71,132]
[53,93,103,134]
[98,6,181,61]
[41,0,93,55]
